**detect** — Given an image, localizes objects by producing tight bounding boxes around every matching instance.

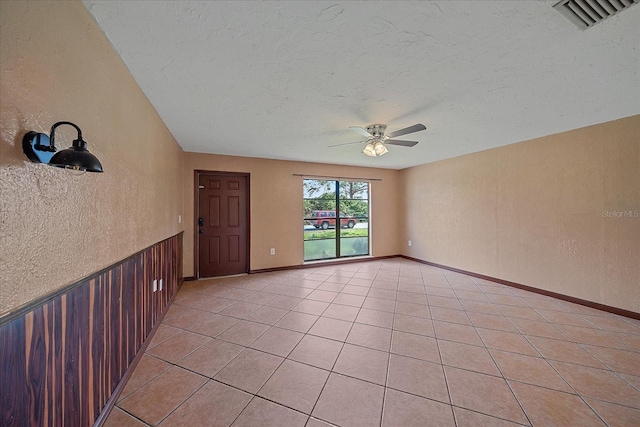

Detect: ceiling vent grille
[553,0,638,29]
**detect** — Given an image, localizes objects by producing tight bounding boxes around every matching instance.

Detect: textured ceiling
[83,1,640,169]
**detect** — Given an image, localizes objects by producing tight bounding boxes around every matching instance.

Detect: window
[303,179,370,261]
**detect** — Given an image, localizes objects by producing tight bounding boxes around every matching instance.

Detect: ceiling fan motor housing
[365,124,387,138]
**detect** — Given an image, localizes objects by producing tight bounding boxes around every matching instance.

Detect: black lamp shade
[49,138,103,172]
[23,121,104,173]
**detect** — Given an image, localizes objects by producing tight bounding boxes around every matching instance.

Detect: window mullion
[335,180,341,258]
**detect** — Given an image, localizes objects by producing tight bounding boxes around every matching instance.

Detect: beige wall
[183,153,402,276]
[0,1,185,315]
[401,115,640,313]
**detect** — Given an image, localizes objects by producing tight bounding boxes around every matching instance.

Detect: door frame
[194,170,251,279]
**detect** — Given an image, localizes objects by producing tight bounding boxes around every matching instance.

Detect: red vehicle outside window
[310,210,357,230]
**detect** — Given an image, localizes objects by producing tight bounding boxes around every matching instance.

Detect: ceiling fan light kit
[363,140,388,157]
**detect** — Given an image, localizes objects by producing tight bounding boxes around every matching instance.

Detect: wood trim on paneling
[401,255,640,320]
[0,234,183,427]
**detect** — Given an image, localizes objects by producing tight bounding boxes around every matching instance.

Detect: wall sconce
[22,121,103,172]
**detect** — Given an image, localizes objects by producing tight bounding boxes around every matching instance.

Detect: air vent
[553,0,638,29]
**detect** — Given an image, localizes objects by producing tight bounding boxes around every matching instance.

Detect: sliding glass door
[303,179,369,261]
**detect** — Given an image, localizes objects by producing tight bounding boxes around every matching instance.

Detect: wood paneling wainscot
[0,233,183,426]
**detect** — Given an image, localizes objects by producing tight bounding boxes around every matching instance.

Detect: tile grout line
[113,405,153,427]
[377,270,400,427]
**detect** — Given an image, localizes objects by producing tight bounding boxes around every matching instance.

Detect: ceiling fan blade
[328,140,366,148]
[349,126,373,138]
[385,139,419,147]
[387,123,426,138]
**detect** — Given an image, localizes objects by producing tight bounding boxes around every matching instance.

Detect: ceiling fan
[330,123,426,157]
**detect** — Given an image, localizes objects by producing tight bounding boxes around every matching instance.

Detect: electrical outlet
[153,279,157,292]
[159,279,163,291]
[178,215,182,224]
[408,240,412,247]
[270,248,276,255]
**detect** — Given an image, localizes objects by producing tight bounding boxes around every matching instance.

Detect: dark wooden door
[197,173,248,278]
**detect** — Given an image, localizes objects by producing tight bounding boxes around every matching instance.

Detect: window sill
[303,255,374,266]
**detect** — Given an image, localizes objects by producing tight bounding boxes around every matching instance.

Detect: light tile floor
[105,258,640,427]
